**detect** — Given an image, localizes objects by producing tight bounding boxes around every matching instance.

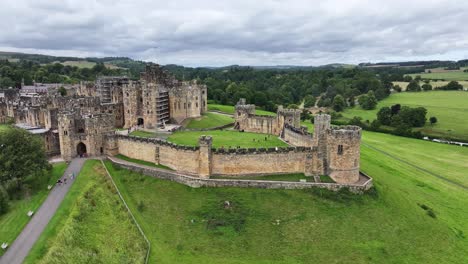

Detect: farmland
[341,91,468,141]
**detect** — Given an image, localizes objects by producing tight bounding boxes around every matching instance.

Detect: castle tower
[326,126,361,184]
[234,98,256,129]
[312,114,331,175]
[198,136,213,178]
[57,113,75,161]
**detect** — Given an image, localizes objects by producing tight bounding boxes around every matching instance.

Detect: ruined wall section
[122,81,142,128]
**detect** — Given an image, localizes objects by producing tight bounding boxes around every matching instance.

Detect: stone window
[338,145,343,155]
[126,92,129,97]
[184,103,186,109]
[196,102,198,108]
[64,130,68,136]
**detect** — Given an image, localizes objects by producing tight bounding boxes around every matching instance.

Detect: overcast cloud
[1,0,467,66]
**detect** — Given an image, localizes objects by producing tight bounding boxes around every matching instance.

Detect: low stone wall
[108,157,373,194]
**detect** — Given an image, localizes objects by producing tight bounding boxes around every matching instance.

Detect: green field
[341,91,468,141]
[25,160,146,263]
[104,128,468,263]
[167,130,288,148]
[393,80,468,90]
[0,162,67,256]
[186,112,234,129]
[408,71,468,81]
[208,104,276,116]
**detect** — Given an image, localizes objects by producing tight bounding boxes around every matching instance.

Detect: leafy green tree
[287,104,299,109]
[399,106,427,127]
[0,185,8,215]
[332,95,346,112]
[377,107,392,125]
[430,116,438,126]
[303,95,316,108]
[421,83,432,91]
[406,80,421,92]
[442,81,463,90]
[0,128,50,198]
[358,91,377,110]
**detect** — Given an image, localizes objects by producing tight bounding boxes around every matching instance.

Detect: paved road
[0,158,87,264]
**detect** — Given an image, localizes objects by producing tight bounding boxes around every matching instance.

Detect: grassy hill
[25,160,147,263]
[340,91,468,141]
[103,129,468,263]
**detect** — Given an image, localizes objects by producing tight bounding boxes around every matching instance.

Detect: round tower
[327,126,361,184]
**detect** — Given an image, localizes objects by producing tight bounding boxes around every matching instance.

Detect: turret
[326,126,361,184]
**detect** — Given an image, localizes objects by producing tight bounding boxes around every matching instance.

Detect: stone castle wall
[108,157,373,194]
[283,125,314,147]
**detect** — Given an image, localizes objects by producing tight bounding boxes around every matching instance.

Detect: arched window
[338,145,343,155]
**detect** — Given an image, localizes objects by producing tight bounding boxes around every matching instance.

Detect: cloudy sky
[1,0,467,66]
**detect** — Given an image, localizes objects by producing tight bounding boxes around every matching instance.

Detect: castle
[0,64,207,160]
[1,65,364,186]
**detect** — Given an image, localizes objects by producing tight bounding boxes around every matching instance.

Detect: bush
[0,185,9,215]
[137,201,146,212]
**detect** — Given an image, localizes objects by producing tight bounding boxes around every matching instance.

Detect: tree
[332,95,346,112]
[398,106,427,127]
[287,104,299,109]
[358,91,377,110]
[393,85,402,92]
[391,104,401,115]
[442,81,463,90]
[406,80,421,92]
[377,107,392,125]
[0,185,8,215]
[303,95,316,108]
[0,128,50,198]
[421,83,432,91]
[430,116,438,126]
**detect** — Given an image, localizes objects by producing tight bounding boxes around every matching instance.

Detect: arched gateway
[77,142,87,157]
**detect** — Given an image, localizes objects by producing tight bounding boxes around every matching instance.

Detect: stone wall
[283,125,314,147]
[211,149,307,175]
[108,157,373,194]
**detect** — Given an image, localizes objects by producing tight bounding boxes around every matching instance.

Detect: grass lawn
[340,91,468,141]
[408,71,468,81]
[24,160,146,264]
[186,112,234,129]
[104,127,468,263]
[167,130,288,148]
[115,154,173,170]
[0,162,67,255]
[208,104,276,116]
[129,130,159,138]
[0,124,11,133]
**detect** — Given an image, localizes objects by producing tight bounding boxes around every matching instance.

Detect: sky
[1,0,468,67]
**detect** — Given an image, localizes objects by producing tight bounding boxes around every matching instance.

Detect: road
[0,158,86,264]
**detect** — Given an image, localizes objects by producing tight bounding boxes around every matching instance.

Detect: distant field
[341,91,468,141]
[104,128,468,263]
[408,71,468,81]
[393,81,468,90]
[168,130,288,148]
[186,112,234,129]
[25,160,146,263]
[208,104,276,116]
[0,162,67,256]
[54,60,122,69]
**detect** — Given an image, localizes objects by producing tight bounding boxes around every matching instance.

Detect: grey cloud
[0,0,467,66]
